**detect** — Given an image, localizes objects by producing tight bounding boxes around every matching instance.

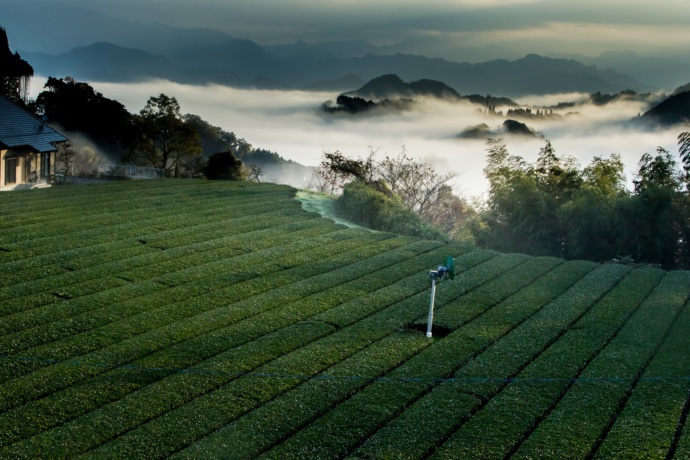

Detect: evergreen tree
[0,27,33,104]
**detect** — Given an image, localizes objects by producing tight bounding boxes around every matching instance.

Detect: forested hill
[639,90,690,126]
[345,74,462,100]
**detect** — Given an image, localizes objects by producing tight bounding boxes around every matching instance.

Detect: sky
[5,0,690,58]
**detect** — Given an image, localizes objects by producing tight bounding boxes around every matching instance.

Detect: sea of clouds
[33,78,684,198]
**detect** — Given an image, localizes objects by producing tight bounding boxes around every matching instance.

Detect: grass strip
[0,187,295,262]
[67,248,503,458]
[0,220,343,342]
[0,196,298,281]
[0,232,406,385]
[0,239,444,446]
[178,259,594,459]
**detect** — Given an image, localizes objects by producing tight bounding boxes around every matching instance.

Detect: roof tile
[0,95,68,152]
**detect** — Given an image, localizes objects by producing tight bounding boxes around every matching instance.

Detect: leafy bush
[335,180,446,240]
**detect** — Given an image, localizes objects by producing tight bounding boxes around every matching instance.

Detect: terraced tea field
[1,179,689,459]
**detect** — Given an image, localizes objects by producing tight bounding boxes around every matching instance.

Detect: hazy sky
[9,0,690,57]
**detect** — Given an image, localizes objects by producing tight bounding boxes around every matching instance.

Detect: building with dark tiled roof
[1,94,68,190]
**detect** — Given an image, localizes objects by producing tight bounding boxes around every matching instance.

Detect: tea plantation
[1,179,689,459]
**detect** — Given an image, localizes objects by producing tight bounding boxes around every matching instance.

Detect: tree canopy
[475,137,690,269]
[125,94,202,177]
[32,77,134,150]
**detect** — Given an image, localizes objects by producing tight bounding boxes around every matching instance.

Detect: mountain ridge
[24,42,652,97]
[0,0,682,94]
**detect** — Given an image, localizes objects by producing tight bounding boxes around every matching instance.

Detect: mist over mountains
[3,1,688,96]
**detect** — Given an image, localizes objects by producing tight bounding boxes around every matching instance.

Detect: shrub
[203,151,247,181]
[335,180,446,241]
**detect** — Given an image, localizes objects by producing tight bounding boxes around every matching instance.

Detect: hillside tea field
[1,179,690,459]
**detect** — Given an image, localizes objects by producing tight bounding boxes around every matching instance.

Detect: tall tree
[557,154,626,260]
[615,148,683,267]
[479,139,571,257]
[203,151,247,181]
[377,150,457,219]
[0,27,33,104]
[128,94,202,177]
[678,125,690,186]
[633,147,683,193]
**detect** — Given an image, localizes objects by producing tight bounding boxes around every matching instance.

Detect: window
[41,152,51,178]
[5,158,17,184]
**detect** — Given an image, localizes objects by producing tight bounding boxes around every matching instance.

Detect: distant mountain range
[549,50,690,92]
[23,42,656,97]
[262,39,521,64]
[2,1,686,96]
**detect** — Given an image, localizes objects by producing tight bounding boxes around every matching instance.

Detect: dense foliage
[336,179,446,240]
[122,94,202,178]
[475,137,690,269]
[32,76,135,149]
[0,27,33,104]
[203,150,247,181]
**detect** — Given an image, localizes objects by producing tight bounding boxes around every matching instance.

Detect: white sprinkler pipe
[426,271,438,338]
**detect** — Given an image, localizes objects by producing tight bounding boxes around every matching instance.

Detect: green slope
[0,179,688,459]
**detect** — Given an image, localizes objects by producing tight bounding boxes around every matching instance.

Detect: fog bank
[33,78,684,197]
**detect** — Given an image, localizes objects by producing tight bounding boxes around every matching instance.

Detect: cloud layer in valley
[32,78,684,197]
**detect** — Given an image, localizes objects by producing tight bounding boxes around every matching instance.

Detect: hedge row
[0,211,330,308]
[350,261,628,459]
[428,267,666,459]
[0,232,410,387]
[181,259,594,459]
[593,278,690,459]
[0,242,468,456]
[514,270,690,459]
[0,190,294,244]
[0,238,447,449]
[74,247,499,458]
[0,181,284,224]
[254,257,575,458]
[0,218,338,341]
[0,224,360,352]
[0,195,299,262]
